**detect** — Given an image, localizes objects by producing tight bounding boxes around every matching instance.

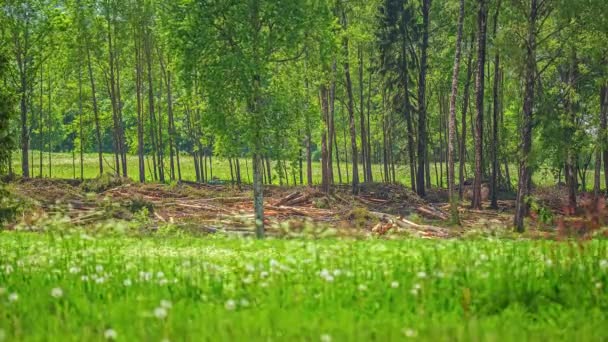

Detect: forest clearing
[2,0,608,340]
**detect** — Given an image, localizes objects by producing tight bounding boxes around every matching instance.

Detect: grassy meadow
[0,231,607,341]
[10,151,603,189]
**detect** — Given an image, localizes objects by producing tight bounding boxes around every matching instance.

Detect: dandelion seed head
[104,329,117,340]
[8,293,18,302]
[358,284,367,292]
[320,334,332,342]
[417,271,427,279]
[224,299,236,311]
[123,279,132,287]
[391,281,399,289]
[95,265,104,273]
[600,259,608,270]
[154,307,168,319]
[50,287,63,298]
[240,298,250,307]
[402,328,417,338]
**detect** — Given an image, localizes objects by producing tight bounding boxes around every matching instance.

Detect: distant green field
[8,151,605,189]
[0,232,607,341]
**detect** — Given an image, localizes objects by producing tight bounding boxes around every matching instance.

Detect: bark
[306,131,313,186]
[328,61,336,184]
[320,85,330,193]
[358,46,368,183]
[565,51,578,209]
[472,0,488,210]
[78,60,84,180]
[514,0,538,232]
[86,45,104,176]
[135,33,146,183]
[490,0,502,209]
[342,9,359,194]
[448,0,465,224]
[416,0,431,197]
[601,84,608,193]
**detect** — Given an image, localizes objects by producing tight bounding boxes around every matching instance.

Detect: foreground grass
[0,232,607,341]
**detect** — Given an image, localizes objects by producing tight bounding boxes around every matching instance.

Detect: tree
[472,0,488,210]
[448,0,465,224]
[416,0,431,197]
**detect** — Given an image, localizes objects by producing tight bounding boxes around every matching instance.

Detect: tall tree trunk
[135,32,146,183]
[490,0,502,209]
[78,60,84,180]
[86,45,104,176]
[416,0,430,197]
[358,45,368,183]
[600,84,608,193]
[402,35,416,191]
[448,0,465,224]
[320,85,330,193]
[342,9,359,194]
[565,51,578,209]
[328,61,336,184]
[514,0,538,232]
[472,0,488,210]
[306,131,313,186]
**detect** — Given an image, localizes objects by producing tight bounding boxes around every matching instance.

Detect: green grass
[0,231,607,341]
[9,151,605,189]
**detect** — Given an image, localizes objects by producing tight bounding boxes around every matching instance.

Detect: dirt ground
[4,177,606,239]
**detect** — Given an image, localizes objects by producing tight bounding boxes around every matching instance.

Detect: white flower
[358,284,367,292]
[260,282,269,288]
[320,334,332,342]
[269,259,279,267]
[104,329,117,340]
[417,271,427,279]
[224,299,236,311]
[156,271,165,279]
[319,269,330,278]
[81,275,89,282]
[96,277,105,284]
[242,276,254,284]
[333,269,342,277]
[50,287,63,298]
[260,271,269,278]
[240,299,250,307]
[402,328,417,338]
[69,266,81,274]
[545,259,553,267]
[158,278,168,286]
[600,259,608,270]
[140,272,152,281]
[480,254,488,261]
[95,265,104,273]
[8,293,18,302]
[3,265,13,275]
[596,282,603,289]
[160,300,172,309]
[123,279,132,287]
[154,307,168,319]
[245,264,255,272]
[391,281,399,289]
[324,275,334,283]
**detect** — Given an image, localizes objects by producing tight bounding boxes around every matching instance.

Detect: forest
[1,0,608,340]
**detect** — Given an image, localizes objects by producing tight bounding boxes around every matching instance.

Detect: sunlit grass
[11,150,597,189]
[0,231,607,340]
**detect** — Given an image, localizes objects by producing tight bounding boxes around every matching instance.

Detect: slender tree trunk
[135,33,146,183]
[86,45,104,176]
[306,132,313,186]
[78,60,84,180]
[600,84,608,192]
[514,0,538,232]
[39,66,43,178]
[472,0,488,209]
[320,85,330,193]
[416,0,431,197]
[342,9,359,194]
[328,61,336,184]
[358,45,369,183]
[565,51,578,209]
[490,0,502,209]
[448,0,465,224]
